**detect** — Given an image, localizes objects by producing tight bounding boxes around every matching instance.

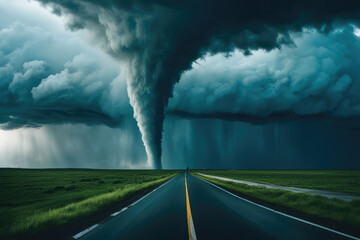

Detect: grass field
[193,172,360,227]
[195,170,360,195]
[0,168,178,236]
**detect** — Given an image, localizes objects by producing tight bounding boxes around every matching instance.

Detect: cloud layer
[0,17,130,129]
[170,28,360,117]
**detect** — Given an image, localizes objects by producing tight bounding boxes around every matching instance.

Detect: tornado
[37,0,360,169]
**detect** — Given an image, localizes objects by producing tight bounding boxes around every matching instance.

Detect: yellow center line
[185,173,197,240]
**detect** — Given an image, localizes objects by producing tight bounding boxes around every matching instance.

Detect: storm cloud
[0,15,130,129]
[32,0,360,169]
[169,27,360,118]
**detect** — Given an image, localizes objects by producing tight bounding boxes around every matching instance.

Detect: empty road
[79,172,358,240]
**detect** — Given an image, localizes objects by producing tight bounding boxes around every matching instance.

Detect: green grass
[193,173,360,227]
[0,168,179,236]
[196,170,360,195]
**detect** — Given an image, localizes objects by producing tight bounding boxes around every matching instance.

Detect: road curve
[78,172,357,240]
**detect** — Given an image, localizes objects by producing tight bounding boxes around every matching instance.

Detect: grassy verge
[0,169,179,236]
[196,170,360,195]
[193,173,360,228]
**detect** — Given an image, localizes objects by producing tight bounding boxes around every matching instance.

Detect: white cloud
[354,27,360,37]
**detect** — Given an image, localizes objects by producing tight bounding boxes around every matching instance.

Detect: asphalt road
[80,172,357,240]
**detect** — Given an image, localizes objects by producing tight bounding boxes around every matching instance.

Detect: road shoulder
[197,173,360,202]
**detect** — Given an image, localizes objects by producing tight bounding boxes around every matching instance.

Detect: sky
[0,0,360,169]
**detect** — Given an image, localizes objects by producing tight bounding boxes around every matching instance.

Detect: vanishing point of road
[78,172,358,240]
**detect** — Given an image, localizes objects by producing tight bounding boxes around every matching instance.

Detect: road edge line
[72,175,177,239]
[112,176,175,211]
[193,174,360,240]
[73,224,99,239]
[110,207,128,217]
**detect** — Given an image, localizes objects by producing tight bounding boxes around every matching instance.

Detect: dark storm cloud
[0,21,130,129]
[36,0,360,168]
[167,111,360,130]
[0,107,120,130]
[169,28,360,118]
[0,54,123,128]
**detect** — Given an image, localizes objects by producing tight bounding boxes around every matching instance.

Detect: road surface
[79,172,357,240]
